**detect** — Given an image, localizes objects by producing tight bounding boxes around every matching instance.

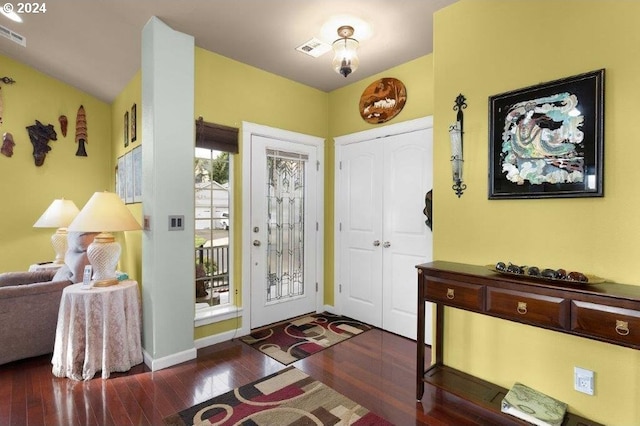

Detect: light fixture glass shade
[33,198,80,264]
[449,121,463,183]
[68,191,141,286]
[332,37,359,77]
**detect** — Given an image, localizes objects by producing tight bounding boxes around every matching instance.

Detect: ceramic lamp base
[87,232,121,286]
[51,228,69,264]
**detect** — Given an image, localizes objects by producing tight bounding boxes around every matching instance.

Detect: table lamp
[68,191,141,287]
[33,198,80,264]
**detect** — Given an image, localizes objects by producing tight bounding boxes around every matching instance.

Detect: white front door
[250,134,319,328]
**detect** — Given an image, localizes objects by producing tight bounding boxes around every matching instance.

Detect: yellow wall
[325,55,436,304]
[0,54,112,271]
[434,1,640,424]
[192,48,329,336]
[111,71,142,282]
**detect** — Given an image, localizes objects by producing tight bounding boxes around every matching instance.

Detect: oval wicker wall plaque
[359,77,407,124]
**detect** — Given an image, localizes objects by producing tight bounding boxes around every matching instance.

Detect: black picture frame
[124,111,129,148]
[488,69,604,199]
[131,103,137,143]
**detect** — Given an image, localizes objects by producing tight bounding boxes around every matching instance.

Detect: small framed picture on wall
[131,103,137,143]
[124,111,129,148]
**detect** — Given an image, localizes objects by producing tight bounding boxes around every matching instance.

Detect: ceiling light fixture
[0,8,22,23]
[332,25,359,78]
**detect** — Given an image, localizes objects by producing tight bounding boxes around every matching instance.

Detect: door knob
[253,240,261,247]
[383,241,391,248]
[373,240,381,247]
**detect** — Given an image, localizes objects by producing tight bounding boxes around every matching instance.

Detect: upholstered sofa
[0,232,96,365]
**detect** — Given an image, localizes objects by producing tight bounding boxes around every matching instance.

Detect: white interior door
[338,140,384,328]
[250,135,318,328]
[336,117,433,344]
[381,130,433,341]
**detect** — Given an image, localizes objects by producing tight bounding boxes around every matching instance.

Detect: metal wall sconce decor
[449,94,467,197]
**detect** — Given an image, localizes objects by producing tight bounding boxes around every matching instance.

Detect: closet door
[381,129,433,340]
[338,139,384,328]
[336,118,433,343]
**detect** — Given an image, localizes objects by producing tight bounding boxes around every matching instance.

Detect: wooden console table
[416,261,640,425]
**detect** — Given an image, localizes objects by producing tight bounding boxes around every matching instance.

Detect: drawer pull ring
[615,320,630,336]
[446,288,455,299]
[517,302,528,315]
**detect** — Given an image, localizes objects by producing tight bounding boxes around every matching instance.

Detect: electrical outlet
[574,367,594,395]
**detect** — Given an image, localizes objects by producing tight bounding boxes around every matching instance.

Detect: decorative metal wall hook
[0,77,16,85]
[449,94,467,197]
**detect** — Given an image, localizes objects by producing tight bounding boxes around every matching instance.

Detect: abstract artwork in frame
[488,69,604,199]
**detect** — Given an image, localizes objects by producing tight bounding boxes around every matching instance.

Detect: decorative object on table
[449,94,467,197]
[68,191,141,287]
[123,110,129,147]
[241,311,371,365]
[501,382,567,426]
[1,132,15,157]
[74,105,88,156]
[489,69,604,199]
[26,120,57,166]
[490,261,604,284]
[33,198,80,264]
[332,25,359,77]
[58,115,68,137]
[130,103,137,142]
[358,77,407,124]
[424,189,433,230]
[163,365,392,426]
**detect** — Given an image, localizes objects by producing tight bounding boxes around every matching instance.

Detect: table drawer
[424,279,484,312]
[571,301,640,348]
[486,288,569,330]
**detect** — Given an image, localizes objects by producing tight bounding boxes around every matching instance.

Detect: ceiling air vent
[0,24,26,47]
[295,38,331,58]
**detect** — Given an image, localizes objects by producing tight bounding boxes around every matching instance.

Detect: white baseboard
[194,327,245,349]
[322,305,336,314]
[143,347,197,371]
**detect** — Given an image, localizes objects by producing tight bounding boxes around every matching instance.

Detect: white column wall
[141,17,196,369]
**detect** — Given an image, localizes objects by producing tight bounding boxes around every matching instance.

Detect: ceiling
[0,0,457,103]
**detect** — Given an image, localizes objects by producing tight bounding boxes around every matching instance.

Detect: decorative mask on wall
[58,115,68,137]
[75,105,87,157]
[1,132,15,157]
[26,120,57,166]
[423,189,433,230]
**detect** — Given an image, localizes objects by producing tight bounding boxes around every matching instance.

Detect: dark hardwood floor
[0,328,518,425]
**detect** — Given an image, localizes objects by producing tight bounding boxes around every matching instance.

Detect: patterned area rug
[240,312,372,365]
[164,366,392,425]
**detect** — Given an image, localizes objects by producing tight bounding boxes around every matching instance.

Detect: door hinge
[316,160,320,171]
[315,282,318,292]
[339,222,342,231]
[339,284,342,293]
[339,161,342,170]
[316,222,319,231]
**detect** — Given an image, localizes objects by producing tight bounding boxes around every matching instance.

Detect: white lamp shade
[68,191,141,232]
[33,199,80,228]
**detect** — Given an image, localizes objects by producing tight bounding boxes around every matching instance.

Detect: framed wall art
[488,69,604,199]
[131,103,137,143]
[124,111,129,148]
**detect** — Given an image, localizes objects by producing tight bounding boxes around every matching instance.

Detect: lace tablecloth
[52,280,143,380]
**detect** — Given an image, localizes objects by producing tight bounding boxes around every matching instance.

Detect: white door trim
[242,122,324,332]
[333,116,433,315]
